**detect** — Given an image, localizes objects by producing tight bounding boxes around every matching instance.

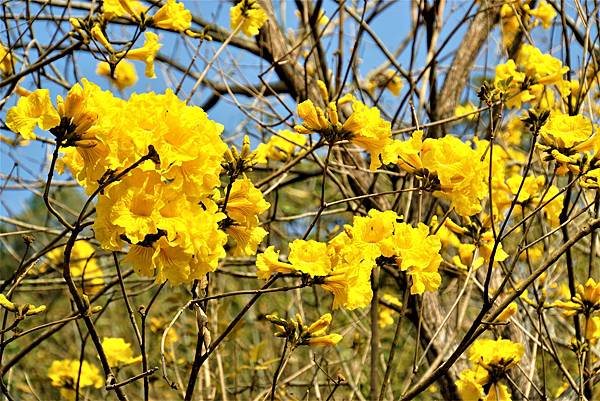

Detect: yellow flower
[224,176,270,224]
[468,338,524,371]
[527,1,556,28]
[540,111,594,150]
[517,44,569,85]
[45,240,105,294]
[254,130,307,164]
[456,367,487,401]
[151,0,192,32]
[366,69,403,96]
[421,135,487,217]
[495,302,518,322]
[108,171,164,244]
[0,43,15,77]
[225,218,268,257]
[349,209,398,254]
[393,223,443,294]
[90,24,114,52]
[102,0,146,19]
[307,333,343,347]
[584,316,600,343]
[230,0,268,37]
[321,241,376,309]
[288,239,331,277]
[555,278,600,315]
[96,60,138,91]
[297,99,330,132]
[48,359,103,400]
[342,99,392,170]
[256,246,294,279]
[454,102,478,121]
[457,338,523,401]
[5,89,61,140]
[121,32,161,78]
[102,337,142,367]
[381,130,424,173]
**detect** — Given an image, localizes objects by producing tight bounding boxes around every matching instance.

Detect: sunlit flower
[230,0,268,37]
[151,0,192,32]
[102,337,142,367]
[256,246,295,279]
[5,89,60,140]
[48,359,103,400]
[0,43,15,77]
[121,32,161,78]
[96,60,138,91]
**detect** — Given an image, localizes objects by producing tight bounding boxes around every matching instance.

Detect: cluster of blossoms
[295,80,393,170]
[5,80,270,285]
[537,111,600,182]
[554,278,600,343]
[500,0,556,49]
[257,209,442,310]
[384,130,487,217]
[43,240,105,294]
[48,359,103,400]
[494,44,570,108]
[47,337,139,400]
[254,129,307,164]
[266,312,343,348]
[456,338,525,401]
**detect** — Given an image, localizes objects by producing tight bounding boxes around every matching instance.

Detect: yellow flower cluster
[0,43,14,77]
[438,216,509,271]
[495,44,569,108]
[5,81,262,285]
[295,82,393,170]
[218,175,271,256]
[553,278,600,342]
[48,359,103,400]
[266,312,343,347]
[96,60,138,91]
[538,111,598,175]
[44,240,105,294]
[103,0,191,32]
[254,130,307,164]
[456,338,525,401]
[102,337,142,367]
[257,209,442,309]
[500,0,556,49]
[384,130,487,217]
[230,0,269,37]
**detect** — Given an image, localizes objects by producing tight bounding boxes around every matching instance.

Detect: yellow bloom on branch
[0,43,15,77]
[5,89,60,140]
[48,359,103,400]
[288,239,331,277]
[151,0,192,32]
[102,337,142,367]
[96,60,138,91]
[103,0,146,20]
[230,0,268,37]
[121,32,161,78]
[256,246,294,279]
